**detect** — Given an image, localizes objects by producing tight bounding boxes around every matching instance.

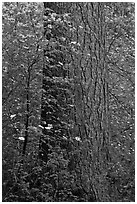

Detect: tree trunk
[78,3,111,201]
[22,66,30,155]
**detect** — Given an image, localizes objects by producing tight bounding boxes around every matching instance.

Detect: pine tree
[39,3,73,162]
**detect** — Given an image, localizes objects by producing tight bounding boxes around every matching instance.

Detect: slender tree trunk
[22,66,30,155]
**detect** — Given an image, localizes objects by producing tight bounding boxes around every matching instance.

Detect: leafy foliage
[2,2,134,202]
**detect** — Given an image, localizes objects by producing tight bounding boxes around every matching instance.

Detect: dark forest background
[2,2,135,202]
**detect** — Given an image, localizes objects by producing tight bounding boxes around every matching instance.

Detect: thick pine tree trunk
[91,4,110,201]
[79,3,111,201]
[71,3,111,201]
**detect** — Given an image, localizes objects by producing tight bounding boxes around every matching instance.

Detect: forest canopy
[2,2,134,202]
